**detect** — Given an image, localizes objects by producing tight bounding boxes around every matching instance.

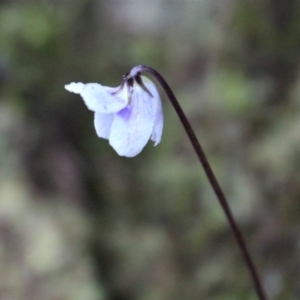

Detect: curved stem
[130,65,267,300]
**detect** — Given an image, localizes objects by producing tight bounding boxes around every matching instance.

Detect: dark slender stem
[130,65,267,300]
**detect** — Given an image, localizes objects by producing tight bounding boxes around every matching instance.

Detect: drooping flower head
[65,72,163,157]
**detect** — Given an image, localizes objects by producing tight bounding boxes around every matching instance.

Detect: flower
[65,74,163,157]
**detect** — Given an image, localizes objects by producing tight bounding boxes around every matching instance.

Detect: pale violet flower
[65,75,163,157]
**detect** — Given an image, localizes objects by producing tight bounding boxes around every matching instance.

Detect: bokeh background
[1,0,300,299]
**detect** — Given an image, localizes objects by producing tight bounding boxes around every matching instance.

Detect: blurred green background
[1,0,300,299]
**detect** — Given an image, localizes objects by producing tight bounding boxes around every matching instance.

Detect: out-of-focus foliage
[1,0,300,299]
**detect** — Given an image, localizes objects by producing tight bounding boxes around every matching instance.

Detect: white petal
[141,76,163,146]
[65,82,129,113]
[108,78,159,157]
[151,94,163,145]
[65,82,84,93]
[94,112,114,139]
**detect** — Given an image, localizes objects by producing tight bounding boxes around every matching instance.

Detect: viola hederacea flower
[65,74,163,157]
[65,65,266,299]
